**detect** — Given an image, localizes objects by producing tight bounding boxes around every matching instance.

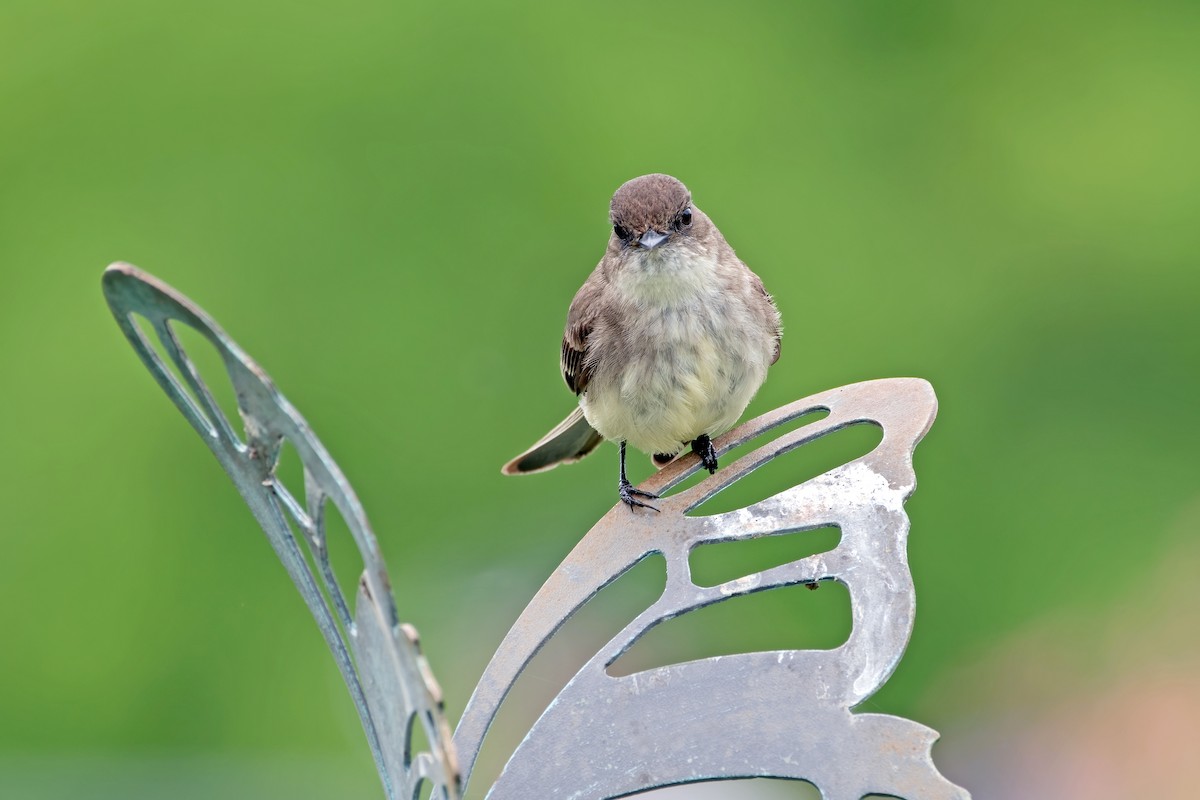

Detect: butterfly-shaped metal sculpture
[103,263,968,800]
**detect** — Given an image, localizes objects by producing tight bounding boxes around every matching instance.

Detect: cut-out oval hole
[689,525,840,588]
[686,422,883,516]
[661,408,830,498]
[272,437,307,511]
[607,581,850,678]
[471,553,666,795]
[274,439,363,622]
[405,709,430,768]
[630,777,821,798]
[170,319,245,443]
[131,313,216,434]
[316,495,368,611]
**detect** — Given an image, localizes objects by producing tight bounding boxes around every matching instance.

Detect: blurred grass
[0,0,1197,796]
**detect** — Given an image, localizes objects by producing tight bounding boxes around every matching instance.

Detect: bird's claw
[692,434,719,474]
[619,479,660,511]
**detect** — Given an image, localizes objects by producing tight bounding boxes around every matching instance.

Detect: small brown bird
[502,174,781,510]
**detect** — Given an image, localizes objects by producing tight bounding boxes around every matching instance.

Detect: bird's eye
[614,224,631,241]
[679,208,693,227]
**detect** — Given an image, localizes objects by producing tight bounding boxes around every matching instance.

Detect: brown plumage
[504,174,782,510]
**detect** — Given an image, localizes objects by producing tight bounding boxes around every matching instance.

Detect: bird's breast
[581,260,773,455]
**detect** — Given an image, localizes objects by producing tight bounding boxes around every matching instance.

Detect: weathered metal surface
[104,263,967,800]
[459,378,968,800]
[101,263,460,800]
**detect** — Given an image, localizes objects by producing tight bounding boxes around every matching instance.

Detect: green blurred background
[2,1,1198,798]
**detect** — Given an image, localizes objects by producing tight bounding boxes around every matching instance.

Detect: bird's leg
[618,440,659,511]
[691,434,719,474]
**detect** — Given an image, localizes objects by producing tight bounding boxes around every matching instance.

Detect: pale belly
[580,326,770,456]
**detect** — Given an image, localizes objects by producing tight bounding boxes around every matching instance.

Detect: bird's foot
[618,479,660,511]
[692,434,718,474]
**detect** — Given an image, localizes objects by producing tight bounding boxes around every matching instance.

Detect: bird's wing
[561,273,603,395]
[751,270,782,366]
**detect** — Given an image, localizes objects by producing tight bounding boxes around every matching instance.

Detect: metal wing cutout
[104,264,967,800]
[456,379,969,800]
[101,264,460,800]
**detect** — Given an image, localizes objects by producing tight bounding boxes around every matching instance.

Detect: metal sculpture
[101,265,460,800]
[102,263,968,800]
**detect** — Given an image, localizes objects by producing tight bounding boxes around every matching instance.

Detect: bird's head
[608,174,699,256]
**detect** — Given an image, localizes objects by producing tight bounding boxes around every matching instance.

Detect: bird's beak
[638,229,668,250]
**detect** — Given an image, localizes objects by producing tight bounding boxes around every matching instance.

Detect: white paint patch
[720,573,762,595]
[823,460,910,514]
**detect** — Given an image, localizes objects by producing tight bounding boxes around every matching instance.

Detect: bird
[502,173,781,510]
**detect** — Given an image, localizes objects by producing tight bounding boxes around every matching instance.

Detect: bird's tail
[501,407,605,475]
